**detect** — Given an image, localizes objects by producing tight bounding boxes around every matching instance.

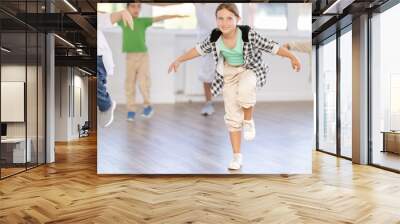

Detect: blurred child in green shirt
[121,3,187,120]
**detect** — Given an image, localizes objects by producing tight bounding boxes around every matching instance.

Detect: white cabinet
[1,138,31,163]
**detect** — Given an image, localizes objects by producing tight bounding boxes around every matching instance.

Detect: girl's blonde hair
[215,3,240,18]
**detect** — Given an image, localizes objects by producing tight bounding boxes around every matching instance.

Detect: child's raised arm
[168,48,200,74]
[110,9,133,30]
[153,14,189,23]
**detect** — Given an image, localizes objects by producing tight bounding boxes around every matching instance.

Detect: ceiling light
[322,0,355,15]
[1,47,11,53]
[323,0,344,14]
[78,67,92,76]
[54,34,75,48]
[63,0,78,12]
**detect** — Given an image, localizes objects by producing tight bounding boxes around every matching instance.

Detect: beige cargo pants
[125,52,151,112]
[222,62,257,132]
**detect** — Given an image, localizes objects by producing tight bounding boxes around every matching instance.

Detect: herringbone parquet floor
[1,135,400,224]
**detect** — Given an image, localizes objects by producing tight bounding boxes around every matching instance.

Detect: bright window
[318,37,337,154]
[249,3,288,30]
[390,74,400,130]
[97,3,126,13]
[340,29,352,158]
[151,3,242,29]
[152,4,196,29]
[297,4,312,31]
[371,2,400,171]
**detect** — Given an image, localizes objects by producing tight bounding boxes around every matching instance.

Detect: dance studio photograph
[96,2,313,174]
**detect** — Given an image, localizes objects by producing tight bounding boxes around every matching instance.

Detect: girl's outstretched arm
[251,29,301,72]
[283,41,312,53]
[276,47,301,72]
[169,33,212,73]
[168,48,201,74]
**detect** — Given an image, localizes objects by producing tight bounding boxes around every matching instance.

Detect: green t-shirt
[118,17,153,53]
[219,28,244,66]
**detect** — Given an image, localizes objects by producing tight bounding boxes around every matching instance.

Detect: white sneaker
[243,119,256,141]
[228,153,242,170]
[201,101,215,116]
[102,100,116,128]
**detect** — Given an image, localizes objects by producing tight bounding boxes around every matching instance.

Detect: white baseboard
[116,92,313,104]
[175,92,313,103]
[256,92,313,102]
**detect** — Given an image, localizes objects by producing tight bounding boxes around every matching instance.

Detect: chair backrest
[82,121,90,129]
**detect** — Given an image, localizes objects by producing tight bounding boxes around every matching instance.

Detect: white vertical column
[46,33,55,163]
[352,14,369,164]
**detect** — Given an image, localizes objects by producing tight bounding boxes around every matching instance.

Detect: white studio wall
[104,29,312,105]
[102,4,312,105]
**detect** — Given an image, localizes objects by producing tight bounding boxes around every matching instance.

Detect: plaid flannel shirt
[195,25,280,96]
